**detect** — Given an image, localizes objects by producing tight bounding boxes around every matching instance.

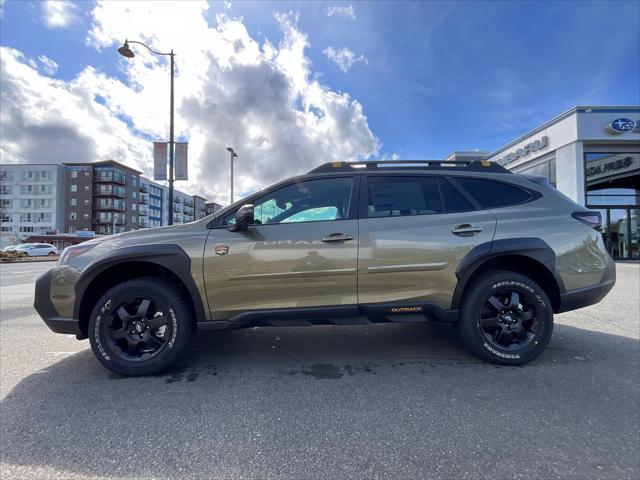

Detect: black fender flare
[450,238,565,310]
[74,244,207,323]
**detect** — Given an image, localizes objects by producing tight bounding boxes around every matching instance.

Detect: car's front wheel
[88,277,195,376]
[458,271,553,365]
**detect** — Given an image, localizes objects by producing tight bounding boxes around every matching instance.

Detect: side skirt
[197,303,459,331]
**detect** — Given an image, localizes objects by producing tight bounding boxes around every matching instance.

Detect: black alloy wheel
[88,277,194,376]
[457,270,554,365]
[105,297,172,361]
[478,288,540,351]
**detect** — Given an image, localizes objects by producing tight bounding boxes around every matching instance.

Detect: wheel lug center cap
[134,323,144,333]
[501,313,517,326]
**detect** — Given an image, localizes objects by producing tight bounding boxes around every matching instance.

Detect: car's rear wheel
[48,251,55,256]
[88,277,195,376]
[458,271,553,365]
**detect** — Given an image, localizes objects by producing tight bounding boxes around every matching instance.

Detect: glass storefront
[585,152,640,259]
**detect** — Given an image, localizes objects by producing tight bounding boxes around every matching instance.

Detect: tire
[457,270,553,365]
[88,277,195,376]
[48,252,55,256]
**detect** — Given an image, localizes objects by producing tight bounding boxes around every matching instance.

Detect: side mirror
[228,204,254,232]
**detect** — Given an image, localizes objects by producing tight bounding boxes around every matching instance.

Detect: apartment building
[171,189,195,224]
[0,160,212,246]
[64,161,144,235]
[143,179,164,229]
[206,201,224,215]
[0,164,65,241]
[194,195,207,220]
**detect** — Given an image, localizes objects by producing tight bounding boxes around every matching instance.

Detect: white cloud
[37,55,59,75]
[327,5,355,20]
[323,46,368,73]
[1,3,379,204]
[42,0,79,29]
[0,47,150,171]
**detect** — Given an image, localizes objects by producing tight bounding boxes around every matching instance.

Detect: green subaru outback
[35,161,615,376]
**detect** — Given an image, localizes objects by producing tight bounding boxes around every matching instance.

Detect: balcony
[139,194,149,205]
[139,205,149,216]
[94,200,125,211]
[138,218,150,228]
[93,213,125,225]
[184,199,194,208]
[139,183,149,193]
[94,171,126,185]
[173,205,183,213]
[96,225,124,235]
[174,197,182,204]
[183,206,194,216]
[94,185,126,198]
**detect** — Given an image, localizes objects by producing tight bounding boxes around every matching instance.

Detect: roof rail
[307,160,510,174]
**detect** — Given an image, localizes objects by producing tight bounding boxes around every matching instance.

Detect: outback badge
[215,245,229,256]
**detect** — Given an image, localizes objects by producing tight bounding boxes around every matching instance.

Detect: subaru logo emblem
[607,118,636,134]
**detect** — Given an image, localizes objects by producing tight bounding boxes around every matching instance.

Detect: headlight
[58,243,97,266]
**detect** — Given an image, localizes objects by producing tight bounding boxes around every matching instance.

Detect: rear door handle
[451,224,483,236]
[322,233,354,243]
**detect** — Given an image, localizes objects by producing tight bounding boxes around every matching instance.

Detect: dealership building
[451,106,639,260]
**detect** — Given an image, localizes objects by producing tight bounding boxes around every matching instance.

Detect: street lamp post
[118,40,176,225]
[226,147,238,204]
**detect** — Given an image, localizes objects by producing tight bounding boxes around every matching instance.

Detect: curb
[0,259,59,264]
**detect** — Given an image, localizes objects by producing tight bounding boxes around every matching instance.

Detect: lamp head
[117,41,135,58]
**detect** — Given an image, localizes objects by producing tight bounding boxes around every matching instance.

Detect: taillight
[572,211,603,231]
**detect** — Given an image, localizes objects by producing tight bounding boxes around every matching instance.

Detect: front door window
[226,177,353,225]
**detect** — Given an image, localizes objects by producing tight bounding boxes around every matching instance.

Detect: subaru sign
[497,136,548,166]
[606,118,636,134]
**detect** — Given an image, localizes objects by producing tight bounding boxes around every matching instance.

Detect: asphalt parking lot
[0,262,638,480]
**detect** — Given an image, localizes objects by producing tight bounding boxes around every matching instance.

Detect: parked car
[16,243,58,257]
[34,160,615,376]
[3,244,29,251]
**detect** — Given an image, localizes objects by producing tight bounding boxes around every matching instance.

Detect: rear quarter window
[454,177,534,209]
[439,178,475,213]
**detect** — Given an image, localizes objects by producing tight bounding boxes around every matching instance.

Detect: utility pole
[168,49,175,225]
[226,147,238,204]
[118,40,176,225]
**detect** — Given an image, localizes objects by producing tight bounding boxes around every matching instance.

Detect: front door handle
[322,233,354,243]
[452,224,483,236]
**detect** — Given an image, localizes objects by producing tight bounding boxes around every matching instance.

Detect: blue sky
[1,0,639,200]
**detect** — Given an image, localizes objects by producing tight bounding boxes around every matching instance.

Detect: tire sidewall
[460,273,554,365]
[88,279,191,376]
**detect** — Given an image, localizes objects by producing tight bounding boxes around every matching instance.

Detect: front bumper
[557,256,616,313]
[34,269,81,336]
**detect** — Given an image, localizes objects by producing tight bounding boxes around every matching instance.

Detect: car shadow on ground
[1,322,638,479]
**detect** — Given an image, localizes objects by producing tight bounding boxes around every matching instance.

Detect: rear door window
[454,178,533,209]
[367,176,442,217]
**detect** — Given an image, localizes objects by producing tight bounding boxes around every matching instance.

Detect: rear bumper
[557,258,616,313]
[34,270,81,336]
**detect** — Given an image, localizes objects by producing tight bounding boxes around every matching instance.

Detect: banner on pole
[175,142,188,180]
[153,142,168,181]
